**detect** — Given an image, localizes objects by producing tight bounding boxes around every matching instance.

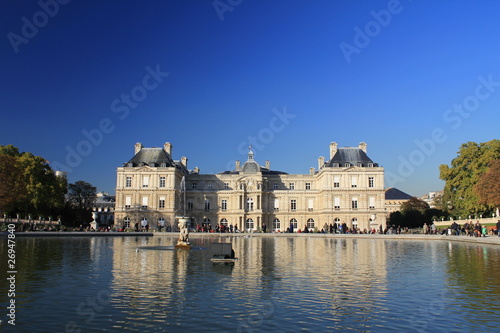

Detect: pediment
[136,166,154,172]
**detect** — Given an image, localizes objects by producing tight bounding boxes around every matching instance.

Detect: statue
[175,217,191,249]
[174,176,191,249]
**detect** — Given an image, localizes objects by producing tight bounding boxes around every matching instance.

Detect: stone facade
[115,142,387,232]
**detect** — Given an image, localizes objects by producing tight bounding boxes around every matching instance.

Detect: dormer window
[161,162,167,167]
[333,163,339,168]
[356,163,362,167]
[345,163,350,167]
[368,163,374,167]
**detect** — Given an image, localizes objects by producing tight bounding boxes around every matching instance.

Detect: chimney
[329,142,338,160]
[235,160,241,171]
[358,142,367,153]
[193,167,199,174]
[181,156,188,168]
[265,160,270,169]
[135,142,143,154]
[318,156,325,169]
[309,167,315,175]
[164,142,173,155]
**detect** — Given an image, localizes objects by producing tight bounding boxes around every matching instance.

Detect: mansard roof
[326,147,378,167]
[124,147,174,167]
[385,187,413,200]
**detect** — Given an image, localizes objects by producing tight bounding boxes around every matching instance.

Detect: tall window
[159,176,166,188]
[224,183,229,190]
[305,182,311,190]
[308,198,314,211]
[247,198,254,211]
[274,198,279,211]
[369,196,375,209]
[273,182,278,190]
[245,218,254,231]
[207,182,213,190]
[221,199,227,211]
[351,197,358,209]
[307,218,315,230]
[126,176,132,188]
[142,196,148,208]
[192,182,197,190]
[204,199,210,211]
[289,183,295,190]
[290,218,298,230]
[123,217,131,228]
[351,176,357,188]
[291,199,297,211]
[334,197,341,210]
[125,196,131,208]
[333,176,340,188]
[142,176,149,188]
[187,201,193,211]
[159,196,165,209]
[368,176,374,188]
[273,218,280,231]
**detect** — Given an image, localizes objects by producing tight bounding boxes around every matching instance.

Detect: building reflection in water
[107,235,389,327]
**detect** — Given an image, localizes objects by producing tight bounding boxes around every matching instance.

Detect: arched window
[247,197,254,211]
[307,218,315,231]
[272,218,280,232]
[351,218,358,229]
[158,218,165,227]
[290,218,298,231]
[220,218,228,226]
[245,218,254,231]
[123,217,131,228]
[334,218,341,227]
[141,218,148,228]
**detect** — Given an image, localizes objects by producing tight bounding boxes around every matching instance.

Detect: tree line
[0,145,97,227]
[389,139,500,228]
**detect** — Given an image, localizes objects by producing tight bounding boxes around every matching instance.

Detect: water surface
[1,236,499,332]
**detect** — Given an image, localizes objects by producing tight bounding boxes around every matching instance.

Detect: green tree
[68,181,97,210]
[388,211,403,227]
[439,140,500,217]
[423,208,448,225]
[401,197,430,212]
[18,152,67,216]
[0,145,67,217]
[475,159,500,212]
[0,154,27,213]
[66,181,97,227]
[402,210,425,228]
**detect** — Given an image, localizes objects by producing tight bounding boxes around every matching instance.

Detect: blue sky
[1,0,499,197]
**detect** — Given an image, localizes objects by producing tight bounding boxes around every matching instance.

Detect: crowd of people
[443,220,500,237]
[6,219,500,237]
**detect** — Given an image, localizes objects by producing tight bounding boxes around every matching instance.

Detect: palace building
[115,141,387,232]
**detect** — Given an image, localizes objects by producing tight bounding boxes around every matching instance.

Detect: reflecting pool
[1,235,499,332]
